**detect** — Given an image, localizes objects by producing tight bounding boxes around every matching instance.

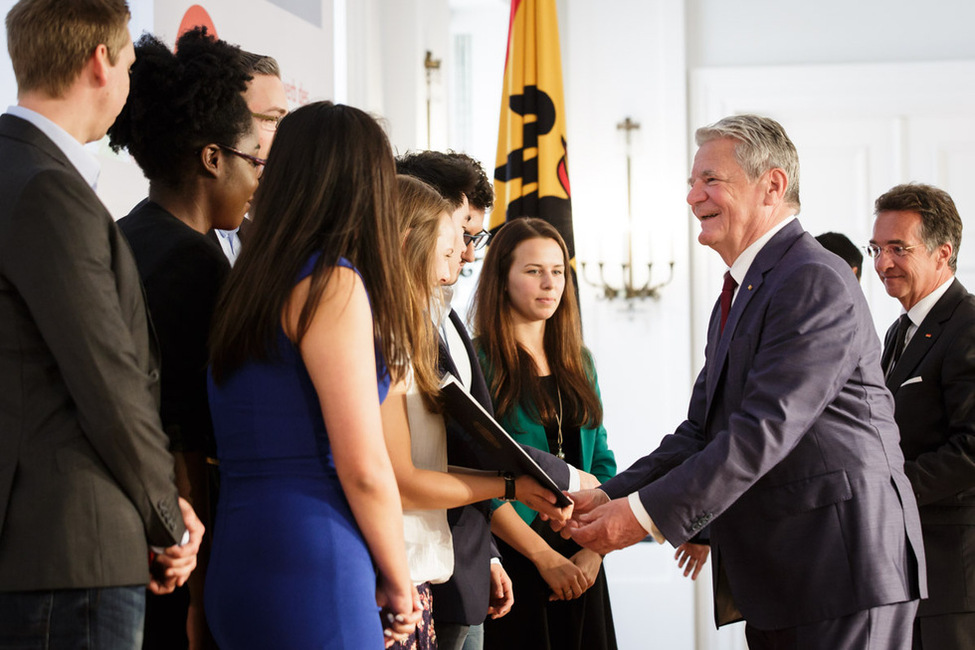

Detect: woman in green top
[471,218,618,650]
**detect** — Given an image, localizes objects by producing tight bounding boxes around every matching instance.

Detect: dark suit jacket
[0,115,185,590]
[883,278,975,620]
[431,309,570,625]
[601,220,926,630]
[119,201,229,455]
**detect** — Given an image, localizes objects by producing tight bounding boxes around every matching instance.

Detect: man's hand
[514,474,573,524]
[487,562,514,619]
[550,488,609,535]
[148,497,204,594]
[567,497,647,555]
[674,542,710,580]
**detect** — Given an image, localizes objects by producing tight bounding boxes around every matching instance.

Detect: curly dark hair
[108,27,252,187]
[395,150,480,210]
[448,152,493,211]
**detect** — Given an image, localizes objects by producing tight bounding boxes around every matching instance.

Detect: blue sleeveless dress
[205,256,390,648]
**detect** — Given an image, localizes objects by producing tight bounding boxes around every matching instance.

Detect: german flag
[493,0,574,262]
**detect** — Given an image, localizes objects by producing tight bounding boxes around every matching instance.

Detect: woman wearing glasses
[470,218,619,650]
[108,28,262,649]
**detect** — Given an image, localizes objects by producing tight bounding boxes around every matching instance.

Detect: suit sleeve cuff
[150,529,190,555]
[627,492,666,543]
[567,465,580,492]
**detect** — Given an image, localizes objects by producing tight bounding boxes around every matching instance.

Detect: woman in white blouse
[381,176,549,649]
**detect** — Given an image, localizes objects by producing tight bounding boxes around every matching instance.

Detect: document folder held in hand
[439,373,572,507]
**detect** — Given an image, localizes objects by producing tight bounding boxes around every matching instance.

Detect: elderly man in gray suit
[560,115,926,649]
[0,1,203,646]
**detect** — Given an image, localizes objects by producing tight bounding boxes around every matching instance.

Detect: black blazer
[119,200,230,454]
[431,309,570,625]
[0,115,185,590]
[883,278,975,621]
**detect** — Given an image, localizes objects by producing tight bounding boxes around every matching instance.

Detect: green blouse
[476,346,617,524]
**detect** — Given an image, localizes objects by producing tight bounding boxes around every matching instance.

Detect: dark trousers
[0,586,145,649]
[745,600,918,650]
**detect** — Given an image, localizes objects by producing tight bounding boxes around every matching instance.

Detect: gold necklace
[555,385,564,459]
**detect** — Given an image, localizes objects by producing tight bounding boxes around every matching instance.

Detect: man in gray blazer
[0,1,202,646]
[561,115,925,648]
[870,183,975,649]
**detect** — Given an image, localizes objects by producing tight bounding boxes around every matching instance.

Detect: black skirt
[483,517,618,650]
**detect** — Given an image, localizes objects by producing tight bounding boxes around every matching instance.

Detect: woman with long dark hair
[471,218,618,650]
[108,27,260,649]
[205,102,420,648]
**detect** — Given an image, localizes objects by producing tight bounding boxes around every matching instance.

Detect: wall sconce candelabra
[581,116,674,300]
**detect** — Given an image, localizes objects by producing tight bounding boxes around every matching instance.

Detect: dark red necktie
[720,271,738,334]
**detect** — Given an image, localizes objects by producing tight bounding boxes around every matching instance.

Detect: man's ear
[89,44,112,87]
[200,144,221,178]
[764,168,788,205]
[936,242,953,268]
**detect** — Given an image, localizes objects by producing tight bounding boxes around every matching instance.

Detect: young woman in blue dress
[205,102,421,648]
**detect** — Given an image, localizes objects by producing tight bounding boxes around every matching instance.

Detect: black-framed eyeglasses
[863,243,922,259]
[463,230,491,250]
[251,112,283,132]
[217,144,266,178]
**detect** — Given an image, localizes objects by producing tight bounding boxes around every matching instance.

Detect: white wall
[5,0,974,646]
[686,0,975,68]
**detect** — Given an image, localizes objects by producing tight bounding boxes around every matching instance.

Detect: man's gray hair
[240,51,280,78]
[696,114,801,212]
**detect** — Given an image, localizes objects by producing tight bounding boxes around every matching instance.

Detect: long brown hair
[210,102,411,384]
[472,218,601,427]
[397,175,450,409]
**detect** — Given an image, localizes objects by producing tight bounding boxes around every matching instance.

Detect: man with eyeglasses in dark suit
[870,182,975,650]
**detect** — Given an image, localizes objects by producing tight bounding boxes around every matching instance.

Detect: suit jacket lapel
[0,114,75,173]
[448,309,493,411]
[880,319,899,375]
[886,278,965,391]
[704,221,804,411]
[438,309,493,412]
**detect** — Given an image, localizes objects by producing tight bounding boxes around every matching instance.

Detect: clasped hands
[540,489,710,579]
[148,497,205,595]
[540,489,646,555]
